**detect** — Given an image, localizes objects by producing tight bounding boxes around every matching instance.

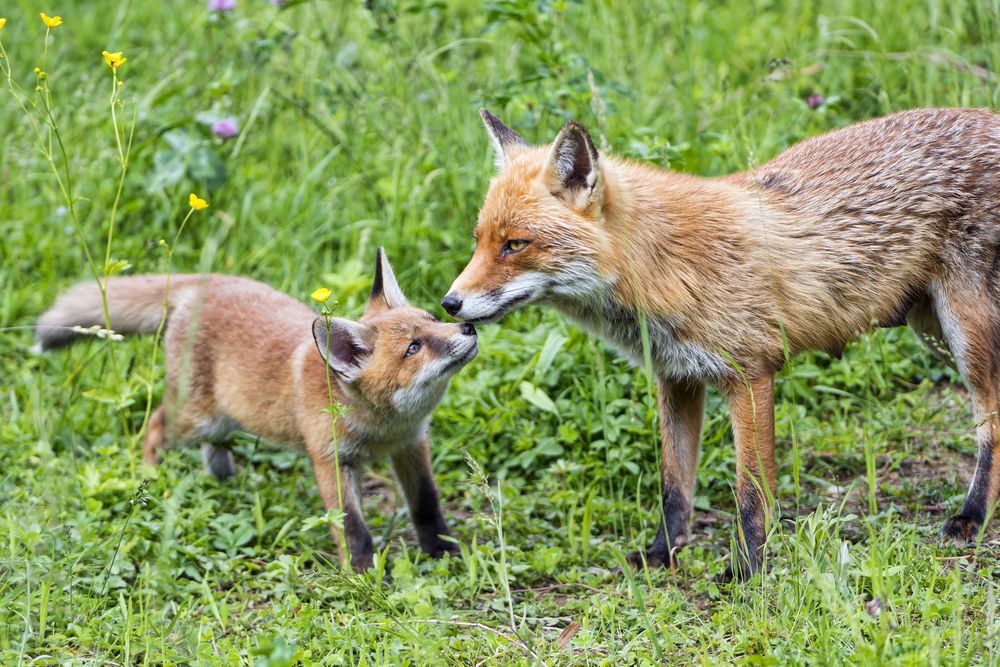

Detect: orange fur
[40,250,477,570]
[446,107,1000,579]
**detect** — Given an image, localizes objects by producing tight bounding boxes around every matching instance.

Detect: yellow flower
[0,18,7,31]
[188,193,209,210]
[311,287,332,303]
[40,13,62,28]
[101,50,127,69]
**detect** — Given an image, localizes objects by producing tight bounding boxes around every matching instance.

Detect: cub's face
[312,249,478,418]
[357,307,478,414]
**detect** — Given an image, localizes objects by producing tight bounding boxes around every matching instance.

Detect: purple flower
[270,0,287,5]
[806,94,824,110]
[211,118,239,139]
[208,0,236,12]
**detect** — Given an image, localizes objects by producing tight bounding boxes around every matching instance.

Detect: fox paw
[941,514,982,544]
[350,556,375,573]
[719,562,759,584]
[423,540,460,559]
[625,549,673,570]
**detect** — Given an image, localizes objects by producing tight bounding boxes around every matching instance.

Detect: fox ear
[312,317,372,383]
[365,247,409,317]
[545,120,603,209]
[480,108,527,169]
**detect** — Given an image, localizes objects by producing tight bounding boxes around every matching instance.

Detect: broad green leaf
[519,380,558,415]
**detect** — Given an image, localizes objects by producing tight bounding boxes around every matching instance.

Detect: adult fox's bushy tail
[35,274,202,350]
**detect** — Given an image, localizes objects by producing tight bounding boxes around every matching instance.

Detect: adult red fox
[39,249,478,571]
[443,107,1000,579]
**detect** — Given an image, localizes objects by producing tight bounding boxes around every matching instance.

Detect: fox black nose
[441,294,462,316]
[460,323,476,336]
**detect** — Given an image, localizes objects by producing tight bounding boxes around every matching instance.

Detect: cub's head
[441,109,607,324]
[312,248,478,416]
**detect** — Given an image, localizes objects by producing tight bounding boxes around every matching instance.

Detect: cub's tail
[35,274,201,351]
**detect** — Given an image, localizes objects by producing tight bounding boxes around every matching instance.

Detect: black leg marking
[411,475,457,557]
[724,488,764,582]
[202,443,237,481]
[344,506,374,572]
[943,446,992,543]
[627,486,691,570]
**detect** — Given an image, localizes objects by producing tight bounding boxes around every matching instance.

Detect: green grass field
[2,0,999,663]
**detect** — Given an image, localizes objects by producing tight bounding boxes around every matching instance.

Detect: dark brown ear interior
[550,121,599,190]
[312,317,371,381]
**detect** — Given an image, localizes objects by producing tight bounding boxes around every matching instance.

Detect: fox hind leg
[922,282,1000,543]
[192,416,238,480]
[201,443,237,481]
[143,394,237,480]
[143,405,167,466]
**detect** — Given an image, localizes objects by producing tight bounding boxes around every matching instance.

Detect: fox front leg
[723,372,777,581]
[391,439,459,558]
[628,378,705,570]
[309,453,374,572]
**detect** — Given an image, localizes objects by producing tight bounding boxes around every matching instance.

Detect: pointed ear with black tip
[364,247,409,317]
[312,317,372,383]
[544,120,603,210]
[480,108,528,170]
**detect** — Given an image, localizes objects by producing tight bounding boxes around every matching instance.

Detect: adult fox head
[442,109,609,324]
[314,249,478,415]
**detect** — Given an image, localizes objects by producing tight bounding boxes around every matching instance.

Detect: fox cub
[38,249,478,571]
[445,107,1000,579]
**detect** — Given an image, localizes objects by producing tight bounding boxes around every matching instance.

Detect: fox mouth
[460,290,537,325]
[443,340,479,372]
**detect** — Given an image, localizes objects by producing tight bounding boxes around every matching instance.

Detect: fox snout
[441,270,549,324]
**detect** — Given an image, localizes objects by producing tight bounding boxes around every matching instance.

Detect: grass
[1,0,998,663]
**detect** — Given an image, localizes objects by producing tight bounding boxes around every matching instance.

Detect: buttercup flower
[311,287,332,303]
[40,13,62,28]
[207,0,237,11]
[189,193,209,210]
[211,118,239,139]
[101,50,127,69]
[0,18,8,30]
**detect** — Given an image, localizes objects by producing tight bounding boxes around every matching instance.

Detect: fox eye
[503,239,530,255]
[404,341,422,357]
